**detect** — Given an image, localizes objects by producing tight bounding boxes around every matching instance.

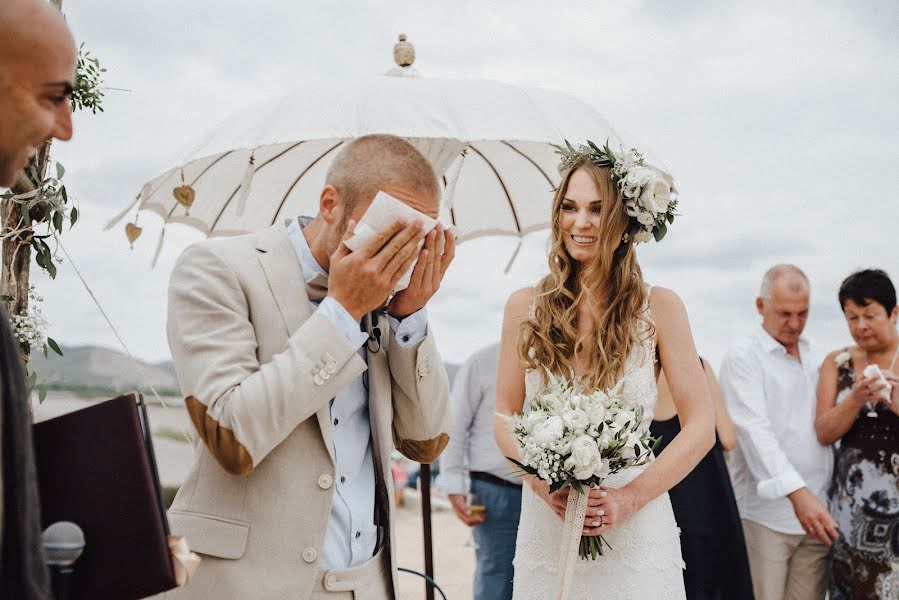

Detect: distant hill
[30,345,180,396]
[32,345,462,396]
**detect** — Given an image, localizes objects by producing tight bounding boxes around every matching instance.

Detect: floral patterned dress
[828,351,899,599]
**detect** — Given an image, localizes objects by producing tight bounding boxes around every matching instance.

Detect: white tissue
[862,364,892,403]
[343,191,439,292]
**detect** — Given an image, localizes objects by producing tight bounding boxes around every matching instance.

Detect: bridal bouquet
[506,372,659,560]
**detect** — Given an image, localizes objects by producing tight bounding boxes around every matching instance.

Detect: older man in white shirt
[720,264,837,600]
[436,342,521,600]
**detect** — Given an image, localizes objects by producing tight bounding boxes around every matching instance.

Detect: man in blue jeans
[436,343,521,600]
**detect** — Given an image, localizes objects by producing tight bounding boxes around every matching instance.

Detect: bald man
[0,1,76,598]
[720,265,835,600]
[0,0,76,188]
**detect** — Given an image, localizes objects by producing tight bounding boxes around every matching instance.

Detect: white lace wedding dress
[511,313,686,599]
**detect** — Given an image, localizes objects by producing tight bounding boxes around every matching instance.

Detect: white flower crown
[554,140,678,244]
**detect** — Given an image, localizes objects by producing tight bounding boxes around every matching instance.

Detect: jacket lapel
[255,224,335,465]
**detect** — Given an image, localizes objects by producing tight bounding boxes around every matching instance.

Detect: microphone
[42,521,85,600]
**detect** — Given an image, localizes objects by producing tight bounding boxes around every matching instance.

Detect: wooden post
[419,463,435,600]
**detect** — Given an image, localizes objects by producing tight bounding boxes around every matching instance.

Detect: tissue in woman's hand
[343,191,439,292]
[862,364,892,402]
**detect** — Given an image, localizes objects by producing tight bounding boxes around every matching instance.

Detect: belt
[470,471,522,489]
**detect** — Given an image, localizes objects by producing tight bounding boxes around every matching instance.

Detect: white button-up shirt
[287,218,427,568]
[719,326,832,535]
[436,343,520,495]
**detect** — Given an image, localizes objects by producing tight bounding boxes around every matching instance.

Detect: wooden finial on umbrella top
[394,34,415,68]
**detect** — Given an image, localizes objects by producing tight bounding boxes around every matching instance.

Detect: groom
[160,134,454,599]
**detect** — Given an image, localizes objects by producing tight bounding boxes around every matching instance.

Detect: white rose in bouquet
[523,410,546,433]
[532,415,564,445]
[586,403,606,428]
[563,408,590,433]
[565,435,602,480]
[639,175,672,215]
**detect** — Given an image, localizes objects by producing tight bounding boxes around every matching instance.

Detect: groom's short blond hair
[325,134,439,210]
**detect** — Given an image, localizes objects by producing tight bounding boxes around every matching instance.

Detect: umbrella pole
[419,463,435,600]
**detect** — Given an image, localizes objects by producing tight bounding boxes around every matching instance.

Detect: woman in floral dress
[816,269,899,599]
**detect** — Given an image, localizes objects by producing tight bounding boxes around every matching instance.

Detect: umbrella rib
[269,141,344,226]
[208,141,307,231]
[468,144,521,234]
[163,151,235,220]
[501,141,555,187]
[442,175,457,226]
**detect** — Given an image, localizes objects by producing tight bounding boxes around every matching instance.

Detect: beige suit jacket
[159,224,451,600]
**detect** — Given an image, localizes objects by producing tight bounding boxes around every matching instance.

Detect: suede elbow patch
[185,396,253,476]
[399,433,450,464]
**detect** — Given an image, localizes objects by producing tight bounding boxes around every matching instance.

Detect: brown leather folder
[32,392,176,599]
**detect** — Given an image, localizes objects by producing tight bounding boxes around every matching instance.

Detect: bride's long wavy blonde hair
[519,158,653,391]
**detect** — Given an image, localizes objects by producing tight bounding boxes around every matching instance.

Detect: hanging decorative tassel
[442,144,468,211]
[150,226,166,269]
[503,238,523,274]
[172,169,195,214]
[125,223,142,249]
[235,150,257,217]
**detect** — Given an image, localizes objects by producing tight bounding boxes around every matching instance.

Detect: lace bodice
[524,335,658,421]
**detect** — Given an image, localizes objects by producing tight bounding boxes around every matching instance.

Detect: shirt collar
[286,216,327,284]
[756,325,810,356]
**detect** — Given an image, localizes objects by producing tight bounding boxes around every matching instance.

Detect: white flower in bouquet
[531,415,564,446]
[562,408,590,433]
[565,435,602,480]
[586,403,606,428]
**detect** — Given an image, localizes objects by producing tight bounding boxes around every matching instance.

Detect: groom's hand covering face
[326,183,453,321]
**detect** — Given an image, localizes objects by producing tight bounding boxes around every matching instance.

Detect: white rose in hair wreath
[640,175,672,215]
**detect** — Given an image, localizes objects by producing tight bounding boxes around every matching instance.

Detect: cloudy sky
[32,0,898,370]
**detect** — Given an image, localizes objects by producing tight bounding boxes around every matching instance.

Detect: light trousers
[741,519,828,600]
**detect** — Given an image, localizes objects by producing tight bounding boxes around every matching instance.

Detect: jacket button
[325,361,337,374]
[313,374,325,386]
[417,361,430,377]
[318,474,333,489]
[325,574,338,590]
[302,547,317,563]
[319,368,330,379]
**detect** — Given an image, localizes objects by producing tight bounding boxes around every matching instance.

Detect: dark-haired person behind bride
[815,269,899,600]
[494,142,715,599]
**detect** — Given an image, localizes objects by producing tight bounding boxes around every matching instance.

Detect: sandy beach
[33,393,477,599]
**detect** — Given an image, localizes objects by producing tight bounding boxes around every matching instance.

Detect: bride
[493,143,715,599]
